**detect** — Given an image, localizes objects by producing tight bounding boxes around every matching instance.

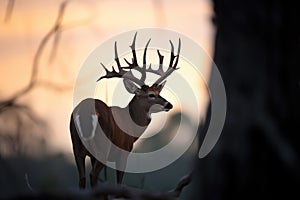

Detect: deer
[70,33,181,189]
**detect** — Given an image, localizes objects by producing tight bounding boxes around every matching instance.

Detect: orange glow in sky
[0,0,215,154]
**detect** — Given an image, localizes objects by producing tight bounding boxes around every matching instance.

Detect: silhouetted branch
[49,30,61,63]
[4,0,15,23]
[24,173,35,193]
[0,0,93,157]
[168,174,192,198]
[48,0,68,63]
[0,103,46,155]
[29,0,68,89]
[0,0,69,113]
[14,103,46,126]
[0,0,75,157]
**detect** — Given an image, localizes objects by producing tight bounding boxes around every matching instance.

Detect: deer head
[97,32,180,118]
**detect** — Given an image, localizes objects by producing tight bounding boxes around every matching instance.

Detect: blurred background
[0,0,299,199]
[193,0,300,199]
[0,0,212,199]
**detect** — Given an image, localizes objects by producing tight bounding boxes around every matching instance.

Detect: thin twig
[49,30,61,63]
[168,174,192,197]
[0,0,69,112]
[30,0,68,87]
[25,173,35,192]
[4,0,15,23]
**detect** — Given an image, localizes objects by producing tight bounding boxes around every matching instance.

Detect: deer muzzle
[164,102,173,111]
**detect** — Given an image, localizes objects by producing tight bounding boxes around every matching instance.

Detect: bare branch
[48,30,62,63]
[4,0,15,23]
[31,0,68,86]
[0,0,69,112]
[25,173,35,193]
[168,174,191,198]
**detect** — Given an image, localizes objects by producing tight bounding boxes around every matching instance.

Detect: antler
[97,33,144,86]
[147,39,181,85]
[97,32,181,86]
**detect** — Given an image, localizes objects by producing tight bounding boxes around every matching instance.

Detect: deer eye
[148,94,156,98]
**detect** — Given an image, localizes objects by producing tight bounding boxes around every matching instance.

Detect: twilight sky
[0,0,215,154]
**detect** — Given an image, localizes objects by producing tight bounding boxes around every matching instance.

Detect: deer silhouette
[70,33,181,188]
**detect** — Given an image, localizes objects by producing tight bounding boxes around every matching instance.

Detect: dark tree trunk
[193,0,300,199]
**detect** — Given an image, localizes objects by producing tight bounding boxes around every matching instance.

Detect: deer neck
[128,96,151,127]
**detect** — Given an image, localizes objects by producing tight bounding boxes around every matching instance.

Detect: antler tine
[140,38,151,83]
[157,50,165,73]
[114,41,122,71]
[145,50,165,76]
[168,38,181,70]
[123,37,151,84]
[169,40,175,68]
[97,34,180,86]
[96,41,127,82]
[124,32,138,69]
[173,38,181,69]
[130,32,138,67]
[97,62,144,85]
[143,39,151,68]
[97,36,144,86]
[124,36,152,84]
[97,63,123,81]
[153,38,181,85]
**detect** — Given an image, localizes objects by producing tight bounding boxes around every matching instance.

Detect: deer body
[71,98,145,154]
[70,98,146,188]
[70,33,180,189]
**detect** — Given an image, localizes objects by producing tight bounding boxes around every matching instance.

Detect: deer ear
[157,80,167,93]
[123,79,140,94]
